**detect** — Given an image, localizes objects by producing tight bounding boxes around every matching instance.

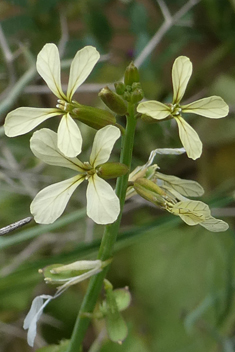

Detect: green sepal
[70,104,116,130]
[99,87,127,115]
[133,178,167,207]
[40,264,89,285]
[97,162,129,179]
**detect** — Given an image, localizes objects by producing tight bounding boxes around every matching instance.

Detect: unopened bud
[99,87,127,115]
[131,88,144,103]
[114,82,125,95]
[124,62,140,86]
[97,162,129,179]
[71,104,116,130]
[134,178,167,207]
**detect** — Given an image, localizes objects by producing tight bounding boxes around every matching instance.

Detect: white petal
[171,200,211,225]
[57,113,83,157]
[182,96,229,118]
[36,43,66,100]
[87,174,120,224]
[156,172,204,197]
[90,125,121,167]
[30,128,84,171]
[4,107,59,137]
[137,101,170,120]
[24,295,52,347]
[67,46,100,101]
[200,216,229,232]
[30,176,84,224]
[172,56,192,104]
[175,116,202,160]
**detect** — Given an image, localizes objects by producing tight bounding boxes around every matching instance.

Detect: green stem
[66,104,136,352]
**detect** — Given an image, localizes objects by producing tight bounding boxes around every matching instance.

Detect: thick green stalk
[66,104,136,352]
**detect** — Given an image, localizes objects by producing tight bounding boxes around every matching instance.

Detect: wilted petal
[36,43,66,100]
[31,176,84,224]
[87,174,120,224]
[200,216,229,232]
[175,116,202,160]
[182,96,229,118]
[172,56,192,104]
[57,113,82,157]
[23,295,52,347]
[156,172,204,197]
[30,128,84,171]
[67,46,100,101]
[170,200,211,225]
[90,125,121,167]
[4,107,59,137]
[137,101,170,120]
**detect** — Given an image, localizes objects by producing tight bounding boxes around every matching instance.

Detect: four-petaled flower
[137,56,229,160]
[4,43,100,157]
[30,125,121,225]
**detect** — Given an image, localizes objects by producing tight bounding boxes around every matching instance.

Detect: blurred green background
[0,0,235,351]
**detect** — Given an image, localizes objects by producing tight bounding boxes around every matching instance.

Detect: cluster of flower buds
[114,62,144,104]
[83,279,132,344]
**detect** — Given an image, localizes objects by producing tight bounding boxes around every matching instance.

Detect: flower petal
[175,116,202,160]
[36,43,66,100]
[67,46,100,101]
[30,176,84,224]
[57,113,82,157]
[30,128,84,171]
[200,216,229,232]
[170,200,211,225]
[4,107,59,137]
[87,174,120,224]
[182,96,229,118]
[156,172,204,197]
[90,125,121,167]
[172,56,192,104]
[23,295,52,347]
[137,101,170,120]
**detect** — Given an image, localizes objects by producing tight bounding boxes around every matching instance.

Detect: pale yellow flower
[137,56,229,160]
[30,125,121,225]
[4,43,100,157]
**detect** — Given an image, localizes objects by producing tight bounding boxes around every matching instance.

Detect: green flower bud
[131,88,144,104]
[114,82,125,95]
[133,178,167,207]
[123,91,131,102]
[70,104,116,130]
[124,61,140,86]
[99,87,127,115]
[97,162,129,179]
[103,280,128,344]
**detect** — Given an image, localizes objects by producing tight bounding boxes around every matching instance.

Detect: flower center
[56,99,73,113]
[170,104,182,117]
